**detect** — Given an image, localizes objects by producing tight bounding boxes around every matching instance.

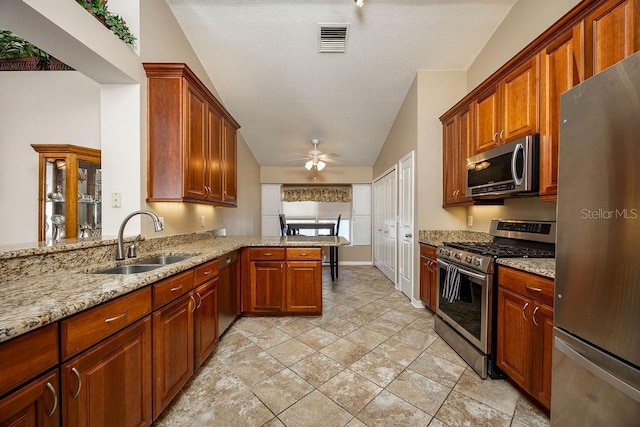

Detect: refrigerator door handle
[556,336,640,403]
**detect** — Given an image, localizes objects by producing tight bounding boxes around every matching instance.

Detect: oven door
[436,259,491,354]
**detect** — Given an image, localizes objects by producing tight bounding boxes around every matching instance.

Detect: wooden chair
[278,214,287,236]
[321,214,341,281]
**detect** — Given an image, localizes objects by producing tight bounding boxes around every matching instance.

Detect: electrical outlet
[467,215,473,227]
[200,215,205,228]
[111,192,122,208]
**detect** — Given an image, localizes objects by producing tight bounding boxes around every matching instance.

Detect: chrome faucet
[116,210,164,260]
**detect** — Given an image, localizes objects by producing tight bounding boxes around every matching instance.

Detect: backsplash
[467,198,557,232]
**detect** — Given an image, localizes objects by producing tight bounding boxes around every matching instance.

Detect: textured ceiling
[166,0,516,167]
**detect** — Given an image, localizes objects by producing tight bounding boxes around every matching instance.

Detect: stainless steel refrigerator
[553,50,640,425]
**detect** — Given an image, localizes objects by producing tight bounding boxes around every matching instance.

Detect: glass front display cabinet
[32,144,102,242]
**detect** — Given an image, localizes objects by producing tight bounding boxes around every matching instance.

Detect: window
[282,201,350,239]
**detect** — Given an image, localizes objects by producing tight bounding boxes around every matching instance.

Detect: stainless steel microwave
[466,134,539,198]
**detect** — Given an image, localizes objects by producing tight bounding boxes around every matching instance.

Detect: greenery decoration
[75,0,136,47]
[0,30,50,62]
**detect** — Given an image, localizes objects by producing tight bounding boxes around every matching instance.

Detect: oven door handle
[437,259,488,281]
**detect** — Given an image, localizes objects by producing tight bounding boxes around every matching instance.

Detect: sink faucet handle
[127,234,142,258]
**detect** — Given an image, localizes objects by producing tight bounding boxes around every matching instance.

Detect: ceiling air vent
[318,24,349,53]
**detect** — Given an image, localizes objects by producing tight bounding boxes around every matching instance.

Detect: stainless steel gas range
[434,219,556,379]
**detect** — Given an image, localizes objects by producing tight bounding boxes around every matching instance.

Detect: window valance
[282,186,352,202]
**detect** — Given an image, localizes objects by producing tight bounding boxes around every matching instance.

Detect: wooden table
[285,222,338,281]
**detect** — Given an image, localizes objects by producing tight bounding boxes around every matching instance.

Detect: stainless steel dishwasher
[217,250,239,337]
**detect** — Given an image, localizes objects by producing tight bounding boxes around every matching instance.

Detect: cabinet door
[500,55,539,143]
[206,105,223,201]
[472,86,500,154]
[0,370,59,427]
[62,317,152,427]
[419,256,431,308]
[249,261,285,313]
[286,261,322,314]
[222,119,237,205]
[442,115,460,206]
[184,85,208,200]
[152,294,194,420]
[456,106,473,204]
[584,0,639,78]
[539,25,584,199]
[194,279,218,369]
[531,302,554,410]
[496,287,533,391]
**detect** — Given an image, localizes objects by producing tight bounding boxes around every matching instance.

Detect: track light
[355,0,364,7]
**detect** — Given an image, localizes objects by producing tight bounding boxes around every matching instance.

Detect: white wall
[0,72,101,245]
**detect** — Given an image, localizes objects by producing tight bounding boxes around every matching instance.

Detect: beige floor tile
[381,309,419,326]
[233,317,275,336]
[393,325,439,350]
[318,369,382,415]
[289,352,344,387]
[345,417,368,427]
[212,330,254,362]
[357,301,392,316]
[372,337,423,367]
[339,309,378,327]
[386,370,452,416]
[253,368,314,415]
[348,352,404,388]
[279,390,353,427]
[267,338,316,366]
[410,316,435,331]
[249,327,293,350]
[227,345,285,387]
[275,317,317,337]
[408,352,466,388]
[261,417,285,427]
[357,390,433,427]
[512,396,550,427]
[322,317,362,337]
[424,338,468,367]
[428,418,451,427]
[364,318,405,337]
[435,390,511,427]
[344,327,388,350]
[453,368,520,416]
[320,338,369,366]
[296,327,340,350]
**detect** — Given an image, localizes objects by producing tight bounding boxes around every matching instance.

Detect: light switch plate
[200,215,205,227]
[111,192,122,208]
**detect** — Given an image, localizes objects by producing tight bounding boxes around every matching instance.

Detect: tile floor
[154,266,550,427]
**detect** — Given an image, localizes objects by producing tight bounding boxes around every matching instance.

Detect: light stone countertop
[0,234,348,344]
[418,229,492,247]
[497,258,556,279]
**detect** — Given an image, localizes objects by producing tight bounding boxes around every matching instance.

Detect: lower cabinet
[286,261,322,313]
[250,260,286,313]
[0,369,60,427]
[62,317,152,427]
[152,294,194,420]
[419,244,438,311]
[496,266,554,410]
[194,278,219,368]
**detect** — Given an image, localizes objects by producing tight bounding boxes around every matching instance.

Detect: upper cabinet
[144,63,240,207]
[442,105,473,206]
[471,55,539,155]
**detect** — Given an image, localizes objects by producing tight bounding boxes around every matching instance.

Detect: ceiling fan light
[355,0,364,8]
[305,160,314,170]
[317,160,326,171]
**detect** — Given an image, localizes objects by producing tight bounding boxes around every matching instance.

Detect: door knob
[405,233,412,238]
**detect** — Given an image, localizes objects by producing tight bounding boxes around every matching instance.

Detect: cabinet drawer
[61,287,152,360]
[194,260,218,286]
[498,266,554,306]
[0,324,58,397]
[420,244,437,258]
[286,248,322,261]
[249,247,286,260]
[154,270,194,309]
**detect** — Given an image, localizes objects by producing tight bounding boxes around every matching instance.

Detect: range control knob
[465,255,473,263]
[474,258,482,266]
[454,252,462,260]
[443,249,452,257]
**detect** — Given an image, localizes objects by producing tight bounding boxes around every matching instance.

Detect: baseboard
[411,299,426,309]
[337,261,373,266]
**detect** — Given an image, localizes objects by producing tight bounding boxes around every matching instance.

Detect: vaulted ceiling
[166,0,517,168]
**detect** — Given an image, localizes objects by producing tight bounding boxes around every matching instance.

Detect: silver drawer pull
[532,306,540,327]
[299,253,308,256]
[46,382,57,417]
[71,367,82,398]
[226,257,231,264]
[104,311,127,323]
[196,292,203,309]
[522,302,529,322]
[170,285,184,292]
[525,285,542,292]
[203,270,213,275]
[190,295,196,312]
[263,253,273,256]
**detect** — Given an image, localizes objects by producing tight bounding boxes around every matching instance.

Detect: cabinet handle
[190,295,196,312]
[493,132,498,142]
[203,269,214,275]
[532,306,540,327]
[104,311,127,324]
[499,130,505,144]
[226,257,231,264]
[522,302,529,322]
[263,253,273,256]
[196,292,203,309]
[204,186,209,197]
[525,285,542,293]
[46,382,57,417]
[71,367,81,398]
[299,253,308,256]
[170,284,184,292]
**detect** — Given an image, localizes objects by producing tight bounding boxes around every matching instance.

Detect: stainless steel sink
[137,255,193,265]
[94,264,162,274]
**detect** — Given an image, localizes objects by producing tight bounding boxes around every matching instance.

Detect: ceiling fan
[288,139,341,171]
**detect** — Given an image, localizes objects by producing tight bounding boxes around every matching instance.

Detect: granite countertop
[0,234,348,344]
[497,258,555,279]
[418,229,492,247]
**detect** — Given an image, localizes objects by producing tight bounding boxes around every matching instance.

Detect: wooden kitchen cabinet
[0,369,60,427]
[419,244,438,312]
[471,55,539,155]
[243,247,322,315]
[442,109,470,207]
[62,317,152,427]
[144,63,240,207]
[496,266,554,409]
[539,25,584,200]
[152,293,194,420]
[194,278,219,369]
[583,0,640,79]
